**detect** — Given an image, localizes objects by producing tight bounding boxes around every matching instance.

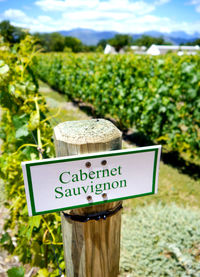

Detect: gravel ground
[0,206,21,276]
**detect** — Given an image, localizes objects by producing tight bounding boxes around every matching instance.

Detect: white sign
[22,145,161,216]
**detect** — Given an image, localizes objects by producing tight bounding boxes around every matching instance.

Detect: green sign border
[25,147,159,216]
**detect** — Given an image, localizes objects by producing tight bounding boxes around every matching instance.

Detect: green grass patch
[120,203,200,277]
[39,80,69,103]
[124,162,200,211]
[39,80,90,126]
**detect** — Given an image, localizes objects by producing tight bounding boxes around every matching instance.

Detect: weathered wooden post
[53,119,122,277]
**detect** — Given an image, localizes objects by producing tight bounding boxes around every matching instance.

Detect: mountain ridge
[58,28,200,46]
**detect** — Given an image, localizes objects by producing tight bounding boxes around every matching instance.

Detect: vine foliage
[0,36,64,276]
[35,53,200,159]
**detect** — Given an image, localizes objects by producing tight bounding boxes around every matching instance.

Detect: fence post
[54,119,122,277]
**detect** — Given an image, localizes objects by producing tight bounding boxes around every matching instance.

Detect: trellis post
[53,119,122,277]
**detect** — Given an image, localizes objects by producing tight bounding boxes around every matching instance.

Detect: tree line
[1,20,200,53]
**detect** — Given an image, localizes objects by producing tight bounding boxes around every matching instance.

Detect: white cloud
[2,9,57,32]
[4,9,27,21]
[98,0,155,15]
[35,0,155,14]
[189,0,200,12]
[190,0,200,3]
[35,0,99,11]
[154,0,171,5]
[37,15,52,23]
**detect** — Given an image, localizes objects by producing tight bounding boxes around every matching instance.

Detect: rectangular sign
[22,145,161,216]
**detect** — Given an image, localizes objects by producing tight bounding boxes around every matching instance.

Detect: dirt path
[0,206,28,276]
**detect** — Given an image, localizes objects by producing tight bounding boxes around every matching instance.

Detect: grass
[120,203,200,277]
[39,81,90,126]
[124,162,200,213]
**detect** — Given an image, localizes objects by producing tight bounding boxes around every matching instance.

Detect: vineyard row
[34,53,200,158]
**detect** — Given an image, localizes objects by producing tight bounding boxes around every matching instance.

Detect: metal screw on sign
[87,195,92,201]
[85,161,91,168]
[102,193,107,199]
[101,160,107,166]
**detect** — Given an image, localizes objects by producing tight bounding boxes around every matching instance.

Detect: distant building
[104,44,117,54]
[147,44,200,55]
[104,44,147,54]
[130,45,146,54]
[119,48,125,54]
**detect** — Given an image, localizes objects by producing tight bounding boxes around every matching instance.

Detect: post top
[54,119,121,145]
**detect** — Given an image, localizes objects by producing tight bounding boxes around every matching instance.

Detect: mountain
[168,36,196,45]
[168,31,197,39]
[59,28,117,45]
[58,28,200,45]
[133,30,200,45]
[166,31,200,44]
[143,31,164,37]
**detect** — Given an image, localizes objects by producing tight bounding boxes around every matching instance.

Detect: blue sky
[0,0,200,34]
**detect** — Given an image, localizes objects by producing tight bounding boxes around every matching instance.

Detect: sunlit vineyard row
[34,52,200,159]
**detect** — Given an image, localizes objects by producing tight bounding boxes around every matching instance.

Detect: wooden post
[54,119,122,277]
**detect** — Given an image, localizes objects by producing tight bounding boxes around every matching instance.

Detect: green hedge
[34,53,200,159]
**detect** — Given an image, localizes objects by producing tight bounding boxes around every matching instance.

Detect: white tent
[104,44,117,54]
[147,44,200,55]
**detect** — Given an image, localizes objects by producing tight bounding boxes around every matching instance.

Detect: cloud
[37,15,52,23]
[4,9,27,21]
[189,0,200,12]
[35,0,98,11]
[35,0,155,14]
[2,9,57,32]
[154,0,171,5]
[98,0,155,15]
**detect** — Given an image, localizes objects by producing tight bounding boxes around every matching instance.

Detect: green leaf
[7,266,25,277]
[31,241,43,266]
[30,215,42,228]
[0,232,11,244]
[37,268,49,277]
[15,125,29,138]
[28,111,40,130]
[0,64,9,74]
[13,114,28,129]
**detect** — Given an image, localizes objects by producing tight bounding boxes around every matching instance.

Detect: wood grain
[54,119,122,277]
